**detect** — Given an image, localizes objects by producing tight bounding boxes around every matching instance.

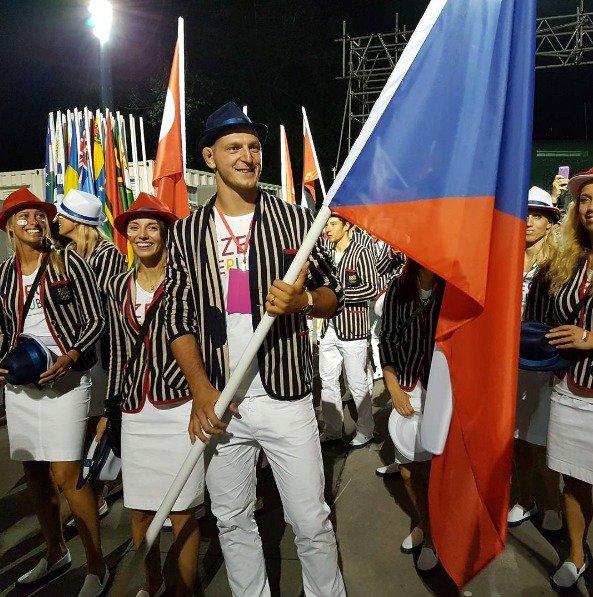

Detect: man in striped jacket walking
[319,214,378,448]
[165,102,346,597]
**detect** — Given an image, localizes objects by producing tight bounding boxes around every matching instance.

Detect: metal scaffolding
[335,2,593,169]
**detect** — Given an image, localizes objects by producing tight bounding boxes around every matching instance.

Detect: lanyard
[216,208,254,265]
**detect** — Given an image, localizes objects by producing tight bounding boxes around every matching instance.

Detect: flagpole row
[139,117,149,194]
[129,114,140,198]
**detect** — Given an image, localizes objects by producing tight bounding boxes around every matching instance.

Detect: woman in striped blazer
[56,189,126,521]
[379,259,444,572]
[96,193,203,597]
[0,189,108,595]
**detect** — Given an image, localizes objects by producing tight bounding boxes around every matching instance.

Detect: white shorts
[514,369,553,446]
[121,398,204,511]
[5,370,91,462]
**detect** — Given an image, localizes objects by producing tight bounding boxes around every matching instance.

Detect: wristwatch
[301,290,314,315]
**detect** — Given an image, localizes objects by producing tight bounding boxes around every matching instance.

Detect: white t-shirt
[22,269,59,355]
[214,209,266,398]
[134,282,154,325]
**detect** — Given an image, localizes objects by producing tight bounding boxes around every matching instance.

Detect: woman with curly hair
[545,167,593,590]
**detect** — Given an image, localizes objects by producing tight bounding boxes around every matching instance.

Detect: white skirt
[514,370,553,446]
[547,385,593,484]
[89,360,108,418]
[5,371,91,462]
[121,398,205,511]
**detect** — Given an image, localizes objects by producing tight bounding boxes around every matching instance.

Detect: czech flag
[152,17,190,218]
[327,0,535,586]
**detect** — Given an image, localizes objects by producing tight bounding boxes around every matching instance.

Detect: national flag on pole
[326,0,535,586]
[44,115,55,203]
[302,107,325,211]
[280,125,296,204]
[55,112,66,203]
[64,114,79,194]
[93,114,106,208]
[78,117,94,194]
[152,17,190,217]
[114,117,135,265]
[104,115,126,252]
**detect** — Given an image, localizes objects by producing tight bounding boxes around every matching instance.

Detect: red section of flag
[105,117,128,256]
[281,127,296,204]
[152,39,190,218]
[302,123,318,207]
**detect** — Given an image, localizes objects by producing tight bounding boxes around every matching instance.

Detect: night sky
[0,0,591,186]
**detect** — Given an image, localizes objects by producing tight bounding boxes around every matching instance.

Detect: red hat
[0,188,57,231]
[568,166,593,199]
[114,193,179,236]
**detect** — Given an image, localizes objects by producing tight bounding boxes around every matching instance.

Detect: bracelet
[582,329,589,343]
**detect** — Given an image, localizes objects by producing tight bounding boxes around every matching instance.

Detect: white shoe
[135,583,165,597]
[77,568,109,596]
[373,371,383,381]
[507,502,538,527]
[417,547,439,572]
[16,550,72,585]
[349,432,373,449]
[162,517,173,531]
[542,509,563,531]
[67,500,109,528]
[551,559,588,590]
[376,462,400,476]
[341,389,353,402]
[401,527,424,553]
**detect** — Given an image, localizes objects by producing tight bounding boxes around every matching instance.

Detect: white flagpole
[139,116,149,193]
[179,17,186,179]
[280,124,287,202]
[302,106,327,197]
[84,107,94,188]
[129,114,140,197]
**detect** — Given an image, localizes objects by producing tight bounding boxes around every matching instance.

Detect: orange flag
[280,125,295,204]
[302,107,324,211]
[152,17,190,218]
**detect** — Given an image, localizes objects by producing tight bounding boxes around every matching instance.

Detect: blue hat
[1,334,53,385]
[197,102,268,152]
[519,321,574,371]
[77,434,122,490]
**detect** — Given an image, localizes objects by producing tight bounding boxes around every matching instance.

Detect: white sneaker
[401,527,424,553]
[373,370,383,381]
[135,583,165,597]
[349,432,373,449]
[77,568,109,596]
[67,500,109,528]
[507,502,538,527]
[16,550,72,585]
[376,462,400,476]
[417,547,439,572]
[542,509,562,531]
[551,559,588,590]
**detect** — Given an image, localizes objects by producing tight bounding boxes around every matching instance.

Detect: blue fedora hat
[519,321,574,371]
[1,334,53,385]
[197,102,268,152]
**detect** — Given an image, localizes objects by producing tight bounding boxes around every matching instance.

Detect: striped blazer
[87,240,126,368]
[552,257,593,393]
[320,241,378,340]
[0,249,104,370]
[105,271,190,412]
[379,275,444,390]
[376,243,406,283]
[523,266,554,325]
[165,190,344,401]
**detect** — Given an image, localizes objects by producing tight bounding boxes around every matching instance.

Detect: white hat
[527,186,561,222]
[388,408,432,462]
[57,190,105,227]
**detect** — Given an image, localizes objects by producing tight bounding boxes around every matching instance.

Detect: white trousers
[319,325,374,438]
[206,394,346,597]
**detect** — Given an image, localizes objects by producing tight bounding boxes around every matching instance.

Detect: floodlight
[89,0,113,45]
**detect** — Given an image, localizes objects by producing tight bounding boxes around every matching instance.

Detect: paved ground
[1,380,593,596]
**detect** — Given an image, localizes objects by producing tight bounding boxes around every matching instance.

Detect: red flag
[104,115,128,256]
[152,18,190,218]
[280,125,295,204]
[302,107,323,210]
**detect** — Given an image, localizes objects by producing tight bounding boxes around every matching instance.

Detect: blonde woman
[545,166,593,590]
[96,193,203,597]
[0,189,108,595]
[508,187,562,531]
[57,189,126,519]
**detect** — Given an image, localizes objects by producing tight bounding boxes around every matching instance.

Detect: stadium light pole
[89,0,113,111]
